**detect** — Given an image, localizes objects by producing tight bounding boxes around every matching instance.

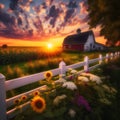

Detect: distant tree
[2,44,8,48]
[87,0,120,46]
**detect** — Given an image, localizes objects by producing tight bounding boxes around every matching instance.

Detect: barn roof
[63,30,94,45]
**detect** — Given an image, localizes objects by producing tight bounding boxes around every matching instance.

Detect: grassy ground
[0,50,106,80]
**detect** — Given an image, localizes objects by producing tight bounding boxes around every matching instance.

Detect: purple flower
[73,94,91,112]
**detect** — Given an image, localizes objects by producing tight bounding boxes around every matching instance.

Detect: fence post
[99,54,103,64]
[0,73,7,120]
[113,52,116,59]
[84,56,89,72]
[105,53,109,63]
[59,61,66,77]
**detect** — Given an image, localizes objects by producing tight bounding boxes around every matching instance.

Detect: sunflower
[44,71,53,79]
[21,95,27,101]
[14,99,20,105]
[31,96,46,113]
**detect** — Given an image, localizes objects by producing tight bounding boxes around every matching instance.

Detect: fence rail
[0,51,120,120]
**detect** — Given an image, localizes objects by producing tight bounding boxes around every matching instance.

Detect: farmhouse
[63,30,106,51]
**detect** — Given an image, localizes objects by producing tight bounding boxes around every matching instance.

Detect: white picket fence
[0,51,120,120]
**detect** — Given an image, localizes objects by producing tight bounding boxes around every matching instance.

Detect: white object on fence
[110,53,114,60]
[115,52,118,59]
[99,54,103,64]
[84,56,89,72]
[0,74,7,120]
[105,53,109,63]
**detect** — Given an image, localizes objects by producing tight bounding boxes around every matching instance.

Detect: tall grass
[0,47,62,65]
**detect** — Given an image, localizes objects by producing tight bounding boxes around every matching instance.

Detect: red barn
[63,30,105,51]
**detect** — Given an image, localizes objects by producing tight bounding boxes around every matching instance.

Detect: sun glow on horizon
[47,43,53,49]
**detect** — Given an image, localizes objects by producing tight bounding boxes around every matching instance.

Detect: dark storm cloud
[67,0,77,8]
[17,16,22,26]
[46,5,61,27]
[42,2,47,9]
[33,16,43,33]
[0,0,89,41]
[60,0,78,28]
[9,0,19,10]
[65,9,75,23]
[28,29,33,36]
[0,10,16,27]
[0,29,22,39]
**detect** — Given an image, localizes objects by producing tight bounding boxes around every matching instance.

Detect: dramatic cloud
[9,0,19,10]
[0,0,92,41]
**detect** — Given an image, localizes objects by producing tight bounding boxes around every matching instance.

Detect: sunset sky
[0,0,106,47]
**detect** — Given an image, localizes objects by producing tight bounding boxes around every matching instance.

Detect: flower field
[12,64,119,120]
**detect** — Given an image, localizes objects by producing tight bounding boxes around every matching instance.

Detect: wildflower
[70,70,77,74]
[62,81,77,90]
[81,72,102,84]
[53,94,67,106]
[78,76,89,82]
[99,98,111,105]
[21,95,27,101]
[58,78,66,83]
[31,96,46,113]
[110,87,117,93]
[102,85,110,91]
[73,94,91,112]
[89,74,102,84]
[68,109,76,118]
[81,72,90,77]
[44,71,53,79]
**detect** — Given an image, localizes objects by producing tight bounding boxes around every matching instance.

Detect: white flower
[59,94,67,99]
[58,78,67,83]
[89,74,102,84]
[81,72,90,77]
[53,96,60,105]
[110,87,117,93]
[62,81,77,90]
[102,84,110,91]
[78,76,89,82]
[53,94,67,106]
[102,85,117,93]
[68,109,76,118]
[81,72,102,84]
[70,70,77,74]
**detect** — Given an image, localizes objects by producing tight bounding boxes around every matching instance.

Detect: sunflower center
[46,73,51,78]
[35,100,43,109]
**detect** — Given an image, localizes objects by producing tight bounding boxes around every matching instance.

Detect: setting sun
[47,43,53,49]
